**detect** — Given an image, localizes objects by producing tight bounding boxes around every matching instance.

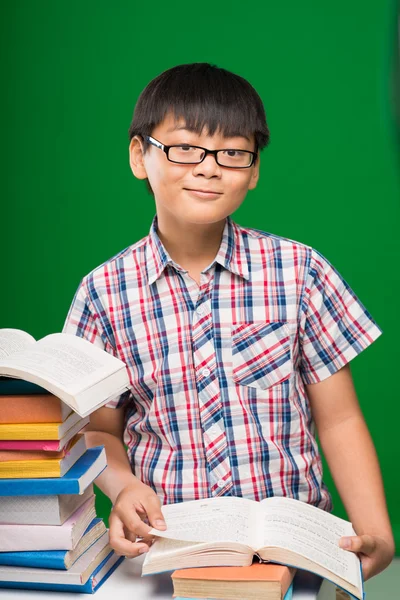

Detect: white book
[0,494,96,551]
[0,532,112,585]
[0,484,94,525]
[0,329,130,417]
[61,523,108,570]
[143,495,364,600]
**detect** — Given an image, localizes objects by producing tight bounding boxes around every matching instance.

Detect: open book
[0,329,130,417]
[143,496,363,600]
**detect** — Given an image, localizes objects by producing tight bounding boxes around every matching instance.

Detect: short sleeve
[63,280,132,409]
[62,281,105,349]
[299,249,382,384]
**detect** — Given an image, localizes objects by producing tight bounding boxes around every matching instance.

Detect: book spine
[0,422,62,440]
[0,552,67,570]
[0,447,105,495]
[0,581,91,593]
[0,555,124,594]
[0,461,62,479]
[0,380,49,395]
[0,395,63,424]
[0,518,104,569]
[0,522,73,552]
[0,476,80,495]
[0,440,61,451]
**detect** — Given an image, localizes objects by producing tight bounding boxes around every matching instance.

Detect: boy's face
[129,113,260,227]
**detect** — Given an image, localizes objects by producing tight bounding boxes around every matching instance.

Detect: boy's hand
[109,480,167,558]
[339,534,394,580]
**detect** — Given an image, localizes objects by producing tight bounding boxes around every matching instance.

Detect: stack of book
[0,328,131,593]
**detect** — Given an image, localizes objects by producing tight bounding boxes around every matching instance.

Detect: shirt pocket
[232,321,292,390]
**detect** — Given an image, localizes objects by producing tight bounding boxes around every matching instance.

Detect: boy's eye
[221,150,245,158]
[176,145,197,152]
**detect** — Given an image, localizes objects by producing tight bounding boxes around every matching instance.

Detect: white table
[0,555,336,599]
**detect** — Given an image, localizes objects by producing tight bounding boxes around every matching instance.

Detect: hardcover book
[0,446,106,495]
[0,552,124,594]
[0,533,116,589]
[0,328,130,417]
[0,393,71,423]
[0,433,86,478]
[0,378,49,395]
[0,410,86,440]
[0,482,93,525]
[0,415,87,451]
[172,563,296,600]
[143,496,364,600]
[0,494,96,551]
[173,581,294,600]
[0,518,107,569]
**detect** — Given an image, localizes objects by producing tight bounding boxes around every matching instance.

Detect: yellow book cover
[0,411,83,440]
[0,435,86,478]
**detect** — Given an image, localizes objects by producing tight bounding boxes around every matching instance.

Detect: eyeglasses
[144,136,257,168]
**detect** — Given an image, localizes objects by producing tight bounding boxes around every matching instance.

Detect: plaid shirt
[63,216,381,510]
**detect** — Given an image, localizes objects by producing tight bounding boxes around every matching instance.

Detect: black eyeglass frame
[144,135,258,168]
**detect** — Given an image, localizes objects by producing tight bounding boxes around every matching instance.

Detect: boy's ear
[247,155,260,191]
[129,136,148,180]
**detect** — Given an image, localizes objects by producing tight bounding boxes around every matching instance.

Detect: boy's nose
[192,153,222,177]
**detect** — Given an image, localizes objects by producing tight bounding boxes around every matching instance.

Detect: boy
[63,63,394,579]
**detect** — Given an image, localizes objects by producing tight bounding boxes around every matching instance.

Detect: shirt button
[210,426,219,436]
[202,368,210,377]
[196,306,204,316]
[217,479,225,487]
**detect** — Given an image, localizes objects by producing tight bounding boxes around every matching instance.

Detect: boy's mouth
[184,188,223,198]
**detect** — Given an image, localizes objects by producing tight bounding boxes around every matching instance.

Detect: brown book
[172,563,295,600]
[0,394,71,424]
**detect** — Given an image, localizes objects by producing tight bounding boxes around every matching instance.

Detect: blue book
[173,582,294,599]
[0,377,49,395]
[0,518,106,570]
[0,551,123,594]
[0,446,106,496]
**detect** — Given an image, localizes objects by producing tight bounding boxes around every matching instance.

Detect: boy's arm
[84,406,166,557]
[306,364,394,580]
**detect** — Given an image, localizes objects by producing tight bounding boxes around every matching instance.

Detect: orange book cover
[0,394,69,424]
[0,448,65,461]
[172,563,295,586]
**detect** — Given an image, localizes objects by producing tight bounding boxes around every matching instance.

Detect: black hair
[129,63,270,153]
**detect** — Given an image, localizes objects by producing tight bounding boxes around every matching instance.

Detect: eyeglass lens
[168,146,253,167]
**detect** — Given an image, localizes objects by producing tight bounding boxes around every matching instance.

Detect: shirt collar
[146,215,250,285]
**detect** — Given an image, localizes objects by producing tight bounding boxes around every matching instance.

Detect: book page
[149,497,257,546]
[142,536,251,574]
[0,333,124,394]
[0,329,36,358]
[259,497,360,589]
[145,538,207,562]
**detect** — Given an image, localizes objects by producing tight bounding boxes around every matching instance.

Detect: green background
[1,2,399,552]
